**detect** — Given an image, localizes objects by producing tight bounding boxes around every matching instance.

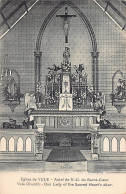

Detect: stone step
[0,153,37,161]
[44,161,87,171]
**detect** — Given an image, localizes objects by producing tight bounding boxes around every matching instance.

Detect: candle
[52,83,53,97]
[1,68,4,76]
[5,68,8,77]
[59,83,60,94]
[45,85,47,96]
[10,69,12,76]
[103,94,105,105]
[85,85,86,99]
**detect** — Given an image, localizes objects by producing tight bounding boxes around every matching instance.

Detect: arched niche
[103,137,109,152]
[25,137,32,152]
[17,137,23,152]
[112,70,124,93]
[35,1,99,93]
[120,137,126,152]
[2,68,21,112]
[9,137,15,152]
[0,137,7,151]
[112,137,117,152]
[111,70,126,113]
[76,117,81,127]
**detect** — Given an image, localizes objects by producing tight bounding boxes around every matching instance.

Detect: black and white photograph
[0,0,126,193]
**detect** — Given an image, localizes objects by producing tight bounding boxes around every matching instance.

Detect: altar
[28,47,105,162]
[30,47,103,131]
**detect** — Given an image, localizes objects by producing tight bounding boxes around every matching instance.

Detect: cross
[56,7,76,43]
[61,94,71,109]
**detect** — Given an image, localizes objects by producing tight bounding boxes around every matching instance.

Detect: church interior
[0,0,126,172]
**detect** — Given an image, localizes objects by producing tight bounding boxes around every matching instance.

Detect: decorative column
[117,139,120,153]
[91,52,99,93]
[7,139,9,152]
[34,51,42,92]
[109,139,112,152]
[90,124,100,160]
[35,122,45,161]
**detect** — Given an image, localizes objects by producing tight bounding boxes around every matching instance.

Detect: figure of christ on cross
[56,7,76,43]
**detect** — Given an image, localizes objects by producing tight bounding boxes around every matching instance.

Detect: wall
[0,0,126,127]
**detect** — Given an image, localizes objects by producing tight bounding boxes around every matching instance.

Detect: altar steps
[0,153,37,161]
[46,147,87,162]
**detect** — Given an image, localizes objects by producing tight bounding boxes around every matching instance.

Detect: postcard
[0,0,126,193]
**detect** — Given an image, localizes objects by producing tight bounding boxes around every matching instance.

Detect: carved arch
[120,137,126,152]
[103,137,109,152]
[9,137,15,152]
[36,1,97,53]
[112,70,124,93]
[112,137,117,152]
[35,1,99,92]
[0,137,6,151]
[17,137,23,152]
[25,137,32,152]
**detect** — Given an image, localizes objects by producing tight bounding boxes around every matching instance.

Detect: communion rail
[0,129,38,161]
[98,128,126,160]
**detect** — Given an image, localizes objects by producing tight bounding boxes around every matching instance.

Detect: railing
[98,128,126,160]
[0,127,126,161]
[0,129,37,155]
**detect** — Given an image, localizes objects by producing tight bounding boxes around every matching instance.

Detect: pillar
[117,139,120,153]
[35,123,45,161]
[109,139,112,152]
[15,138,17,152]
[91,52,99,93]
[90,124,100,160]
[34,51,42,92]
[23,138,25,152]
[7,139,9,152]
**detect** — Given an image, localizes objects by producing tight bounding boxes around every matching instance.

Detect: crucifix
[56,7,76,43]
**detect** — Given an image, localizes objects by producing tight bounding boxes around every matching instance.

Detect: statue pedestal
[36,123,45,132]
[92,153,99,160]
